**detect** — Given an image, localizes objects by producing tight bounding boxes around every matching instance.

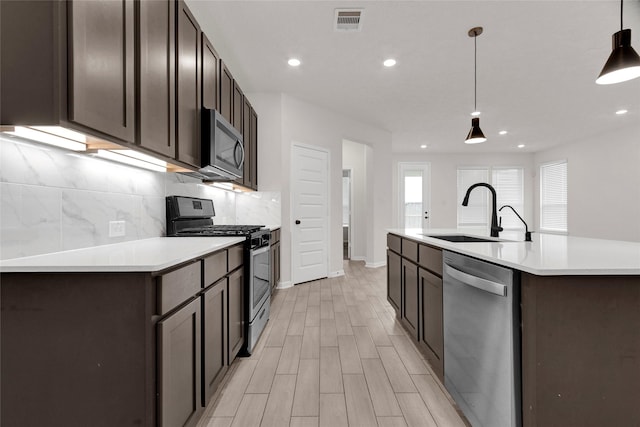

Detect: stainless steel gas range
[166,195,271,355]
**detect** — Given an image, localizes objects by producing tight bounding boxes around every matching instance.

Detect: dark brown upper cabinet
[137,0,176,158]
[1,1,135,143]
[175,1,201,168]
[202,33,220,112]
[249,105,258,190]
[232,81,244,133]
[219,61,234,125]
[68,1,135,142]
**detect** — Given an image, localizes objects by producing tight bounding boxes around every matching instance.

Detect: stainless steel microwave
[199,108,244,180]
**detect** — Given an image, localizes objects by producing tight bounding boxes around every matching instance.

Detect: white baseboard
[276,280,293,289]
[365,261,386,268]
[350,255,366,261]
[328,270,345,278]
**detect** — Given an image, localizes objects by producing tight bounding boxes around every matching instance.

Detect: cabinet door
[202,33,219,111]
[202,279,227,406]
[402,259,419,340]
[387,250,401,313]
[158,298,202,427]
[228,267,245,362]
[232,80,243,132]
[68,0,135,142]
[236,97,251,187]
[176,1,201,167]
[138,0,175,157]
[419,267,443,380]
[219,62,233,124]
[249,105,258,190]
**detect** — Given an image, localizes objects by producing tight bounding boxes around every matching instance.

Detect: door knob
[295,220,301,225]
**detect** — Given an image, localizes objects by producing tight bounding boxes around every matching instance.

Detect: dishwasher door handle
[444,264,507,297]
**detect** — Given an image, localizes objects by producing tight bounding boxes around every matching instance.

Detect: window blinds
[493,168,525,230]
[457,167,525,230]
[457,168,489,227]
[540,161,568,233]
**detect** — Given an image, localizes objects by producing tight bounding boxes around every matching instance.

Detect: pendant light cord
[620,0,623,30]
[474,34,477,111]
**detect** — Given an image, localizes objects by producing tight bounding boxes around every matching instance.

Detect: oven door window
[252,246,270,310]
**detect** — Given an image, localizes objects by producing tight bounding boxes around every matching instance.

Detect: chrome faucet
[499,205,532,242]
[462,183,503,238]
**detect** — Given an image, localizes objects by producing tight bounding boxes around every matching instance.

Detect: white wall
[249,93,392,286]
[533,124,640,242]
[342,140,367,260]
[392,152,535,233]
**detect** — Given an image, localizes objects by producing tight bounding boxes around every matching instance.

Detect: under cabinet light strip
[4,126,87,151]
[95,149,167,172]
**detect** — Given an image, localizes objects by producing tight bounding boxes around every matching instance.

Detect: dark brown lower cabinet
[401,259,419,339]
[521,274,640,427]
[202,278,227,406]
[158,298,203,427]
[228,267,245,361]
[387,249,401,312]
[419,267,443,381]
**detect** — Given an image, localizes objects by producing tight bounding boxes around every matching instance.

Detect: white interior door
[399,162,431,229]
[292,144,329,284]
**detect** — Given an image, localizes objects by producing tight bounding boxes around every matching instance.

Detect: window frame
[539,159,568,234]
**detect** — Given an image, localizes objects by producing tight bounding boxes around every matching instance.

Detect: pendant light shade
[465,27,487,144]
[596,1,640,84]
[465,117,487,144]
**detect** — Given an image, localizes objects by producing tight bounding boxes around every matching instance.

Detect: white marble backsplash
[0,135,280,260]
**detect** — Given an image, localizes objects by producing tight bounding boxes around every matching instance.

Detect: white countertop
[389,229,640,276]
[0,237,245,273]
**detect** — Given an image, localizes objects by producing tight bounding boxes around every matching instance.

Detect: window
[493,168,525,230]
[540,160,568,233]
[457,168,489,227]
[457,167,525,231]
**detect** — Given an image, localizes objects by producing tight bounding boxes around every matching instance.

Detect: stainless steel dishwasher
[443,250,521,427]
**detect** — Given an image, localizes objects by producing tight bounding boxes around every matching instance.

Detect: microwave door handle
[235,140,245,168]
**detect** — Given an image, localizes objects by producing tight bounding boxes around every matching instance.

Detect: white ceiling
[187,0,640,154]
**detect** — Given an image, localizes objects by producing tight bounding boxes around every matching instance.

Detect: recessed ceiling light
[420,144,427,149]
[517,144,525,148]
[288,58,301,67]
[616,109,628,115]
[383,59,396,67]
[499,130,508,135]
[470,111,481,116]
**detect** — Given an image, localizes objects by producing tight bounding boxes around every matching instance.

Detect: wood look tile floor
[197,261,468,427]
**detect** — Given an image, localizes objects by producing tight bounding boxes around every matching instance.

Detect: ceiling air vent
[335,9,363,32]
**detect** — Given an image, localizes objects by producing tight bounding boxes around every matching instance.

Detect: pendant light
[596,0,640,84]
[465,27,486,144]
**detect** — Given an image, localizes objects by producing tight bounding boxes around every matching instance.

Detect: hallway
[197,261,467,427]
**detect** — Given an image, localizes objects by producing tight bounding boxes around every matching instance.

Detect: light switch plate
[109,220,125,237]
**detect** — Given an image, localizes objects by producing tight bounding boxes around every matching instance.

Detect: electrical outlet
[109,221,125,237]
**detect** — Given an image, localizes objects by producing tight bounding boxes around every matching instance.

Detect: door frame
[398,162,431,229]
[342,169,352,260]
[290,142,330,285]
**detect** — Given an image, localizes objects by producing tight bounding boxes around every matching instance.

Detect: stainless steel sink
[422,234,498,243]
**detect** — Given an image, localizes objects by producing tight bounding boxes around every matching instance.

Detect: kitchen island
[0,236,246,427]
[387,229,640,427]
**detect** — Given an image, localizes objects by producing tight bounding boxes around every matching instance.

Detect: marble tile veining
[0,135,281,260]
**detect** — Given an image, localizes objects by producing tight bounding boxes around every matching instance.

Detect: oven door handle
[444,263,507,297]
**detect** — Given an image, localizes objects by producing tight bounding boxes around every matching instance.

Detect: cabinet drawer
[158,261,201,315]
[270,228,280,244]
[419,244,443,276]
[228,244,244,271]
[387,234,401,253]
[402,239,418,263]
[204,250,227,287]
